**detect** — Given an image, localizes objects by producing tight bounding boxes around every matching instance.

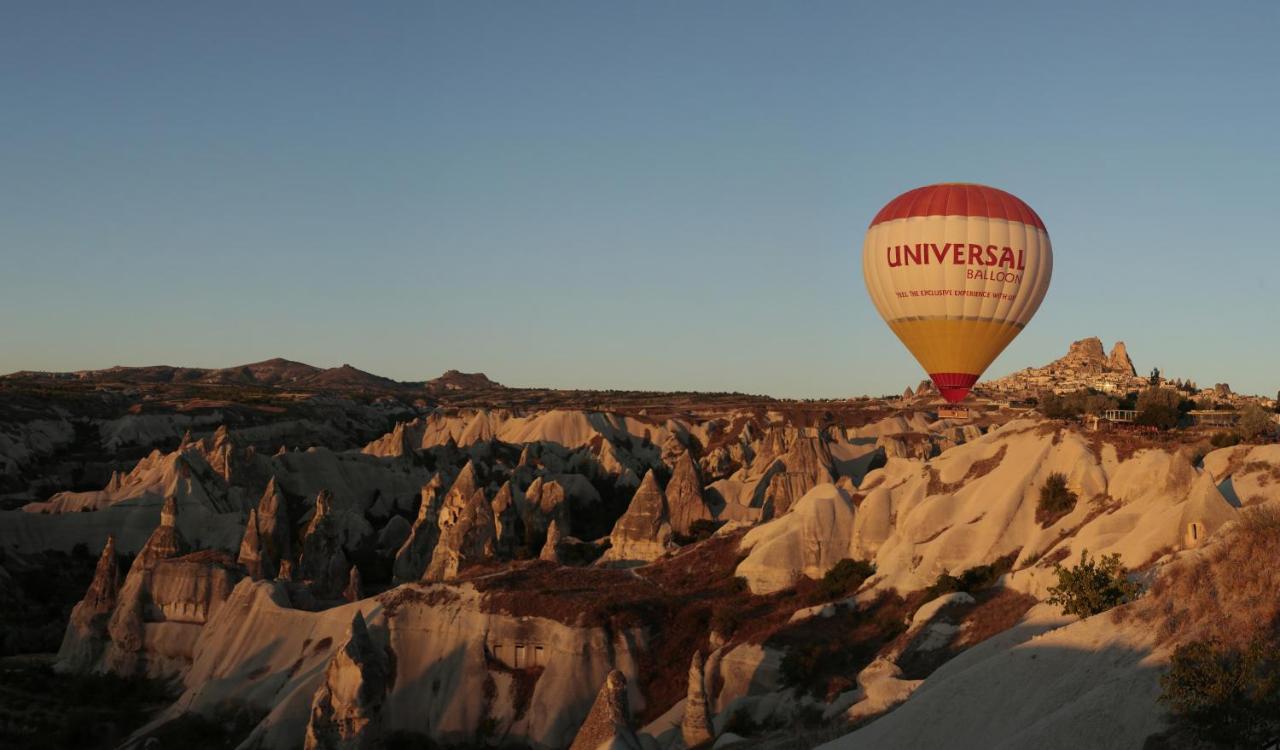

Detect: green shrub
[813,558,875,602]
[1210,431,1242,448]
[1160,638,1280,745]
[1046,549,1141,618]
[927,562,1004,599]
[1036,472,1078,526]
[673,518,724,546]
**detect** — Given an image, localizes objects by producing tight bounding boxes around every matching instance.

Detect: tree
[1136,386,1181,430]
[1233,406,1274,440]
[1149,367,1162,386]
[1039,389,1118,420]
[1046,549,1141,618]
[1036,472,1078,526]
[812,558,876,602]
[1237,405,1276,441]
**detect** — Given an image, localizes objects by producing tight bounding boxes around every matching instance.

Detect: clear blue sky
[2,2,1277,397]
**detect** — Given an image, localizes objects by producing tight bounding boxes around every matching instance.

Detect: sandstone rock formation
[681,650,715,748]
[442,460,481,512]
[88,495,242,678]
[237,477,293,580]
[666,451,712,536]
[422,487,496,582]
[568,670,640,750]
[342,565,363,603]
[756,435,835,518]
[361,419,415,458]
[135,495,189,570]
[299,490,351,596]
[1107,341,1136,375]
[523,476,571,546]
[602,470,672,565]
[540,518,563,563]
[392,475,445,583]
[303,611,389,750]
[490,480,524,555]
[56,534,120,672]
[736,484,855,594]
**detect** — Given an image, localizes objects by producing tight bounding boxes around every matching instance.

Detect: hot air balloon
[862,183,1052,403]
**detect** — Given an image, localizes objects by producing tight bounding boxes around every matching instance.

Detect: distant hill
[4,358,404,392]
[426,370,503,392]
[2,360,512,397]
[303,364,401,390]
[201,358,323,386]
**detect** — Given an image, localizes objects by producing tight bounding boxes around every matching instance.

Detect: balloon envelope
[862,183,1052,402]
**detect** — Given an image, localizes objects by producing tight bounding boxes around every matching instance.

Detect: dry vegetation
[1133,506,1280,647]
[926,444,1008,495]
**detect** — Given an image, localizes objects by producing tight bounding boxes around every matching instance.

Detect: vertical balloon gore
[862,183,1053,401]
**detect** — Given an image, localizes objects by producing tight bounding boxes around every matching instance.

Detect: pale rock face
[818,605,1163,750]
[568,670,641,750]
[238,508,265,581]
[681,651,715,748]
[602,470,673,566]
[304,612,389,750]
[1204,444,1280,507]
[238,478,293,580]
[135,495,189,570]
[92,493,239,678]
[343,565,363,603]
[666,451,712,536]
[1108,341,1136,375]
[490,481,525,556]
[299,490,352,596]
[422,488,496,582]
[735,484,855,594]
[706,642,783,715]
[756,436,834,518]
[523,476,572,546]
[1066,336,1106,364]
[360,420,415,458]
[56,534,121,672]
[699,447,737,482]
[392,475,445,583]
[843,657,922,722]
[172,580,645,749]
[749,428,791,475]
[203,425,250,484]
[540,518,564,563]
[442,461,482,513]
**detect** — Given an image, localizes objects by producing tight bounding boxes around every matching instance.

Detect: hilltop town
[978,336,1277,412]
